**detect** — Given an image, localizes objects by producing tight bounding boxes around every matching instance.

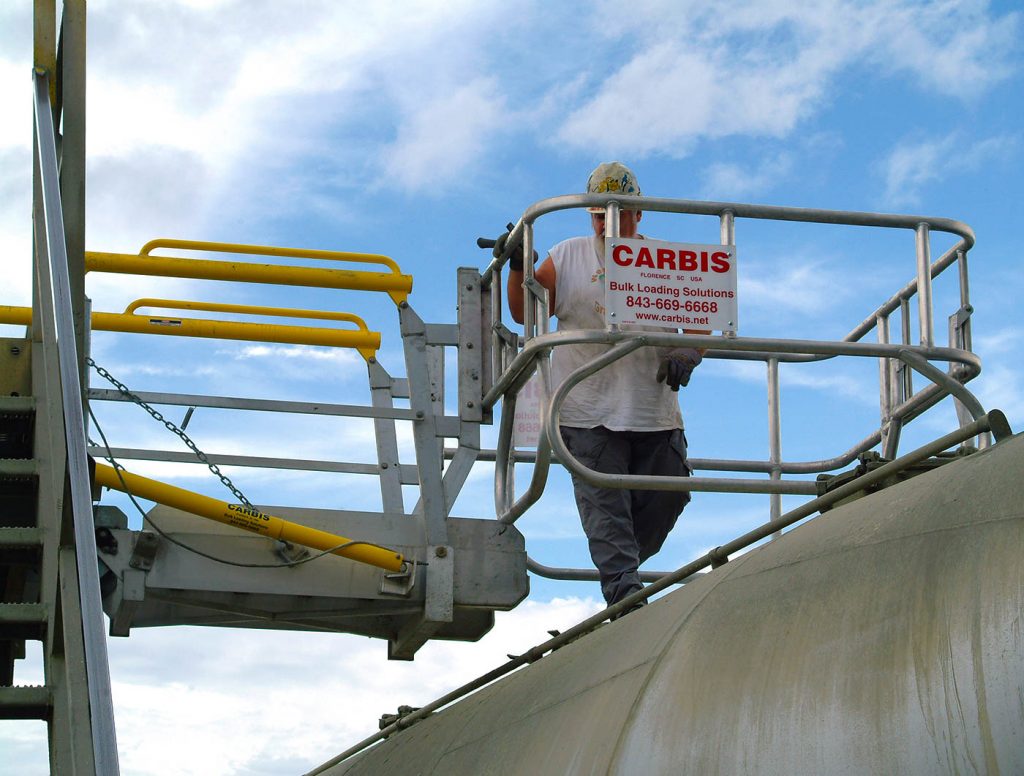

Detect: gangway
[2,4,1016,774]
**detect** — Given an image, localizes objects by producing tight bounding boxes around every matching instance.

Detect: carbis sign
[605,238,737,333]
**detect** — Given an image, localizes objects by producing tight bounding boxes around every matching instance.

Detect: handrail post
[720,209,735,245]
[915,223,935,348]
[898,297,914,402]
[956,249,972,351]
[522,221,537,341]
[766,358,782,533]
[604,201,621,335]
[951,248,985,447]
[877,313,901,459]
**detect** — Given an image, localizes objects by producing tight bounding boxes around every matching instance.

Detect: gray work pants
[560,425,692,605]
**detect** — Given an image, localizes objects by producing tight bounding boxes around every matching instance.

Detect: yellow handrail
[0,305,30,326]
[94,463,406,572]
[140,238,404,275]
[85,244,412,306]
[122,298,371,328]
[0,303,382,360]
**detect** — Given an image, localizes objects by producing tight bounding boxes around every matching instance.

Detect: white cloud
[381,77,509,191]
[869,0,1020,99]
[0,147,32,309]
[101,595,601,774]
[0,58,30,150]
[975,327,1023,356]
[557,0,1018,156]
[975,363,1024,429]
[702,152,793,199]
[740,259,853,318]
[879,132,1019,207]
[232,343,365,369]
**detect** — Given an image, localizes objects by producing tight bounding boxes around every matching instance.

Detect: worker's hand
[656,348,702,391]
[493,224,538,271]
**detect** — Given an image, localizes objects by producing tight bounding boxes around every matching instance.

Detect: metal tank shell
[324,433,1024,775]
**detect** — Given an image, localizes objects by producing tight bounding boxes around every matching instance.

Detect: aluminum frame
[484,193,987,529]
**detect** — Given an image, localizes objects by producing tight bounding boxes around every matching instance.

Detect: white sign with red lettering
[512,369,544,448]
[605,238,737,332]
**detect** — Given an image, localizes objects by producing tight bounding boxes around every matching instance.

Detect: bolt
[466,401,475,408]
[435,546,448,558]
[380,462,389,470]
[465,284,473,291]
[466,342,474,349]
[10,346,20,356]
[415,410,424,419]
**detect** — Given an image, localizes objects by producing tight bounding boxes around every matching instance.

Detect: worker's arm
[507,257,557,324]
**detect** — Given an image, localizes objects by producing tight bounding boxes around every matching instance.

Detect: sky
[1,0,1022,773]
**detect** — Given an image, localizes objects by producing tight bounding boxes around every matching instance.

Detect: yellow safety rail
[85,239,413,306]
[94,462,406,572]
[0,301,381,360]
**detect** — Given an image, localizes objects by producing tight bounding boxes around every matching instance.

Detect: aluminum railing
[484,193,987,530]
[79,242,420,510]
[33,67,120,775]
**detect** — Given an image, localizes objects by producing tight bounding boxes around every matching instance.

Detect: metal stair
[0,396,43,697]
[0,394,58,743]
[0,335,117,773]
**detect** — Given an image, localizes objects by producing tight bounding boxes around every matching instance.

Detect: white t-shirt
[550,235,684,432]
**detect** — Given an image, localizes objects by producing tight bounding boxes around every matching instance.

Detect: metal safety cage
[478,193,992,544]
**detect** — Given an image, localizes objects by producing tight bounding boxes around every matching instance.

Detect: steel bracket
[128,531,160,571]
[108,567,146,637]
[379,560,416,597]
[388,545,454,660]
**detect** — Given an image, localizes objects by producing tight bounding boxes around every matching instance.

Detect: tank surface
[322,433,1024,775]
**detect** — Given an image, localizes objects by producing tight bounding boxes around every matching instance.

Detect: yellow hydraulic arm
[94,462,406,572]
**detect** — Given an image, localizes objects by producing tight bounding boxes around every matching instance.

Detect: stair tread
[0,527,43,547]
[0,685,52,719]
[0,459,38,476]
[0,397,35,413]
[0,604,47,641]
[0,603,47,621]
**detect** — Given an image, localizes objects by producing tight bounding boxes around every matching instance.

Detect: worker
[504,161,702,613]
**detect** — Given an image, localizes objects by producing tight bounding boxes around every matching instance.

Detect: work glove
[656,348,702,391]
[493,223,538,271]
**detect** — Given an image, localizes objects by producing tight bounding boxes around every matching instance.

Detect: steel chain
[86,357,254,508]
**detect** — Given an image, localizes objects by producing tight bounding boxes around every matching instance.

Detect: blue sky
[1,1,1022,773]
